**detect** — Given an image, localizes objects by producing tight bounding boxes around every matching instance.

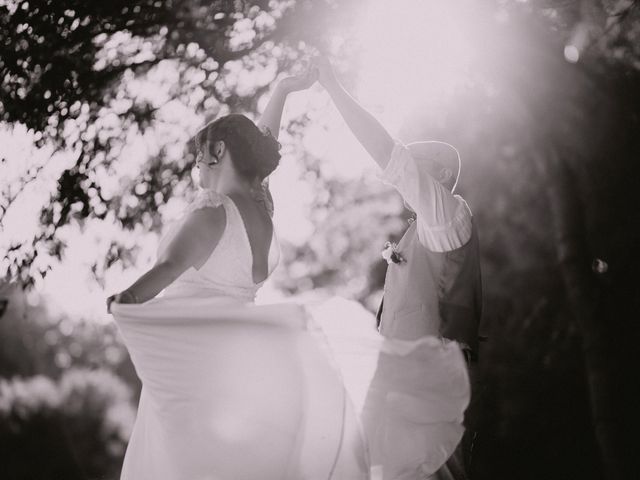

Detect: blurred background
[1,0,639,478]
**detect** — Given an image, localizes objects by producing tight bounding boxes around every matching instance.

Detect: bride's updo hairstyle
[195,114,281,180]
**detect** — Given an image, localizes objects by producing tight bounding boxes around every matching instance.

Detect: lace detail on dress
[185,189,225,214]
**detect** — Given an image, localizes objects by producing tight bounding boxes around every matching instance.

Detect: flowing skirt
[111,296,469,480]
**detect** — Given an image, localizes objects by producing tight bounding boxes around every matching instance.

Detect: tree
[0,0,360,287]
[472,2,640,477]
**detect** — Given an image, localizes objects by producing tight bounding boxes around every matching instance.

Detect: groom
[315,57,483,478]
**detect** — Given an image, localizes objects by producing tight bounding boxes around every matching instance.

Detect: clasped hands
[275,55,338,95]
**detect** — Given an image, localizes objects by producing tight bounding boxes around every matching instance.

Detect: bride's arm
[255,67,317,216]
[257,67,318,139]
[107,206,225,311]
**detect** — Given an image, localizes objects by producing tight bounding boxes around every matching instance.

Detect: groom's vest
[378,218,483,358]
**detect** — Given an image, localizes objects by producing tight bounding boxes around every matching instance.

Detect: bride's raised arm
[257,66,318,139]
[255,66,317,215]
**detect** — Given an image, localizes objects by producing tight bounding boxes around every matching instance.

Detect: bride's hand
[278,66,318,94]
[106,294,116,314]
[107,290,137,314]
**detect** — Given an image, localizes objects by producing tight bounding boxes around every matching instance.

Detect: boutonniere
[381,241,406,265]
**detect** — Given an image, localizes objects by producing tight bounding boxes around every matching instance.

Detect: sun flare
[351,0,487,129]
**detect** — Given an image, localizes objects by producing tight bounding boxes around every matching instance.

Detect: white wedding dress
[111,189,470,480]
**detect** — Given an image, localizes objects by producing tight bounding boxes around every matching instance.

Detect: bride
[108,69,469,480]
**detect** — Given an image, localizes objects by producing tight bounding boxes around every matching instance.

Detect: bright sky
[1,0,487,321]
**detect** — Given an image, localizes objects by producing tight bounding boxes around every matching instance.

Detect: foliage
[0,284,139,391]
[271,152,409,307]
[0,369,135,480]
[0,0,361,286]
[1,0,342,140]
[0,284,137,478]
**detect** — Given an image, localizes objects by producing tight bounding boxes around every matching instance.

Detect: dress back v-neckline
[225,195,277,286]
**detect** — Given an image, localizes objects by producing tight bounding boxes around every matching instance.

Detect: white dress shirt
[381,141,472,253]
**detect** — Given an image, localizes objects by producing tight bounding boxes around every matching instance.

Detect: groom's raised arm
[317,57,471,253]
[315,57,394,169]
